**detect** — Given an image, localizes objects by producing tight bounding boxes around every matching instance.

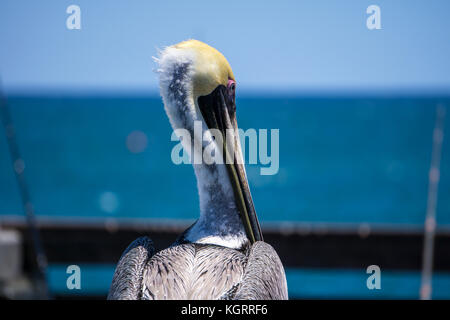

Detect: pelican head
[156,40,263,248]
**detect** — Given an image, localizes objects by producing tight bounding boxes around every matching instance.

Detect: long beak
[198,86,263,244]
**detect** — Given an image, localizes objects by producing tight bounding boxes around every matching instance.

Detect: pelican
[108,40,288,300]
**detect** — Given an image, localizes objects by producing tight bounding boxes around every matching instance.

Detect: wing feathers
[234,241,288,300]
[108,236,155,300]
[109,239,288,300]
[142,243,246,300]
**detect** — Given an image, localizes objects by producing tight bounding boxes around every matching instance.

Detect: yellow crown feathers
[173,40,235,98]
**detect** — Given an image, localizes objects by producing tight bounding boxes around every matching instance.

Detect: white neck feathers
[156,46,247,249]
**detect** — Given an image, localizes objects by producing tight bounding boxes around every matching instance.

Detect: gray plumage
[108,237,288,300]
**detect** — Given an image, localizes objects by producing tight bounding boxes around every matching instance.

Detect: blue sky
[1,0,449,94]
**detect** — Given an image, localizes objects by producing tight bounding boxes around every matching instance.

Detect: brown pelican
[108,40,288,300]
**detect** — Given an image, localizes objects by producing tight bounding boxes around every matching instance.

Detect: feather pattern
[234,241,288,300]
[108,238,288,300]
[141,243,247,300]
[107,237,155,300]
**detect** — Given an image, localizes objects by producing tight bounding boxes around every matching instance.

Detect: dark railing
[1,216,450,299]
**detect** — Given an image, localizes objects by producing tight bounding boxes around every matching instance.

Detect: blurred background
[0,0,449,299]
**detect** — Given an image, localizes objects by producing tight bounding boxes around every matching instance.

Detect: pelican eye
[226,80,236,111]
[227,79,236,95]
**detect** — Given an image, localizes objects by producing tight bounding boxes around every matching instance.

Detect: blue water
[48,264,450,299]
[1,96,449,225]
[1,95,450,299]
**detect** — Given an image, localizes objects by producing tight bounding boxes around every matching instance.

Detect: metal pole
[0,83,50,299]
[420,103,446,300]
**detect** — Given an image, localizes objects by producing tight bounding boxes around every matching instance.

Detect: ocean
[1,95,449,298]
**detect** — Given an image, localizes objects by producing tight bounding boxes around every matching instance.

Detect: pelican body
[108,40,288,300]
